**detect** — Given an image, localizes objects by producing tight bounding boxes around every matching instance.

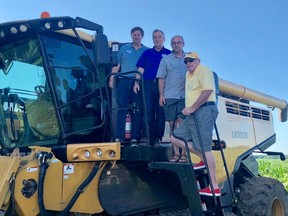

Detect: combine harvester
[0,14,287,215]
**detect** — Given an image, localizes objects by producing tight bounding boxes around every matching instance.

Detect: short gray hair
[171,35,184,43]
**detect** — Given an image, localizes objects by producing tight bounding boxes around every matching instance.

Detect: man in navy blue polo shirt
[134,29,171,146]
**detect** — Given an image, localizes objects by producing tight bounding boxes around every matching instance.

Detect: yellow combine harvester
[0,15,287,216]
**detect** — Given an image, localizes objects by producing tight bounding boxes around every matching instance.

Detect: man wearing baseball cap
[170,52,220,196]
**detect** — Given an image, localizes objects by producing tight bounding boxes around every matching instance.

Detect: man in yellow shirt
[170,52,220,197]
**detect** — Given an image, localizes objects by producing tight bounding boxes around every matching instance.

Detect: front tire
[235,177,288,216]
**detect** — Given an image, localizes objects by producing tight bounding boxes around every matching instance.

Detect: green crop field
[257,158,288,190]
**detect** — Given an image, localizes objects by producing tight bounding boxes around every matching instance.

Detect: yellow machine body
[7,144,119,216]
[0,150,21,212]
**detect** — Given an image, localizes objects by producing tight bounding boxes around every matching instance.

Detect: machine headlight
[57,21,65,28]
[109,150,116,158]
[96,149,102,157]
[44,22,52,30]
[10,27,17,34]
[84,150,91,159]
[0,30,4,38]
[19,25,28,33]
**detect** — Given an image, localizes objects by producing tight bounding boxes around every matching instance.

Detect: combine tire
[236,177,288,216]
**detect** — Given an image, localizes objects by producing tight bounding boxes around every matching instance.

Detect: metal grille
[225,101,270,121]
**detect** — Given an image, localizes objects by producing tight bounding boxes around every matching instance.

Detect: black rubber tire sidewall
[235,177,288,216]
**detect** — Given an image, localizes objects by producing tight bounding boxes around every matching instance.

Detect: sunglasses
[184,58,195,64]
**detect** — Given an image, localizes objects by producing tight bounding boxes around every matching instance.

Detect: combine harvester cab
[0,14,287,216]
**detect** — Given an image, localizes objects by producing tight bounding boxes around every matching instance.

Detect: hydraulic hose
[38,164,50,216]
[36,151,102,216]
[37,152,53,216]
[59,162,101,216]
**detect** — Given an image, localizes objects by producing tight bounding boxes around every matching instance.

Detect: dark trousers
[143,80,165,140]
[116,79,142,140]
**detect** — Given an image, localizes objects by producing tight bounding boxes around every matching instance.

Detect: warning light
[40,11,51,18]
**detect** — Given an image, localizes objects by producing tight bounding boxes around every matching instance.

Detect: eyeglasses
[184,58,195,64]
[171,41,183,46]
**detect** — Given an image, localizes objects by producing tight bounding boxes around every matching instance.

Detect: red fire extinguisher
[125,113,131,139]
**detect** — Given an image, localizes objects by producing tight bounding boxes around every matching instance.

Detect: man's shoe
[115,138,121,142]
[131,139,138,147]
[161,137,170,143]
[199,186,221,197]
[153,139,161,147]
[193,161,206,170]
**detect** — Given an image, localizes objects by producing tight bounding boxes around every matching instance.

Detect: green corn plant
[258,159,288,190]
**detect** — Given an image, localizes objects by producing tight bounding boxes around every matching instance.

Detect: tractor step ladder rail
[154,113,233,215]
[187,114,234,215]
[169,114,224,215]
[105,71,150,146]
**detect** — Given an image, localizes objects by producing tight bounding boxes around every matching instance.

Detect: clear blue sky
[1,0,288,154]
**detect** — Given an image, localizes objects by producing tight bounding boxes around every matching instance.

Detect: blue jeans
[116,78,142,140]
[143,80,165,140]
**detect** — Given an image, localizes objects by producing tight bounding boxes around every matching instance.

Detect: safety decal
[63,164,74,174]
[27,166,38,172]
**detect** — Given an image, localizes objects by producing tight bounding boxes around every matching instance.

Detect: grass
[257,158,288,190]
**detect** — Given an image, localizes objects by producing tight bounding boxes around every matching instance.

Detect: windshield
[0,37,60,148]
[42,34,105,136]
[0,32,107,149]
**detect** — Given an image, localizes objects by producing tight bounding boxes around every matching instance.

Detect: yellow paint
[189,145,249,183]
[0,149,21,209]
[13,147,110,215]
[66,143,120,162]
[62,162,106,213]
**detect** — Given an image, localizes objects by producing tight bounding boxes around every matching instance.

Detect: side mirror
[92,33,111,66]
[110,42,119,67]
